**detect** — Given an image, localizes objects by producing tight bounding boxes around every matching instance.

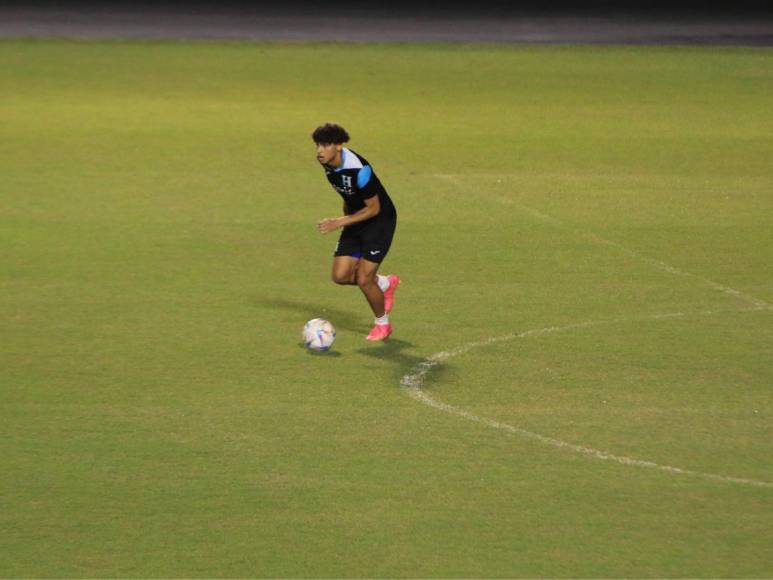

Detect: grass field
[1,39,772,577]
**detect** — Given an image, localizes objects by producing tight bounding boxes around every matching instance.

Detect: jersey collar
[333,148,348,172]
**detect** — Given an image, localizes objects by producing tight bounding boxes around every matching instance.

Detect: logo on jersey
[329,173,355,195]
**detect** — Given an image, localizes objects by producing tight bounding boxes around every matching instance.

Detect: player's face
[316,142,342,166]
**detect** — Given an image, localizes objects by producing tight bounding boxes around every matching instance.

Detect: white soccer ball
[303,318,336,351]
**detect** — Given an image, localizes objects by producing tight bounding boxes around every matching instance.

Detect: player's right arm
[319,196,380,233]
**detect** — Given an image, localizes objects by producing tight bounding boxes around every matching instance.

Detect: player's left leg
[356,259,385,317]
[357,259,392,341]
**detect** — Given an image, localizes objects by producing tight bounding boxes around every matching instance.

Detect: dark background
[2,0,772,44]
[5,0,773,17]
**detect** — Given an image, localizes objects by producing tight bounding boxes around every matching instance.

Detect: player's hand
[318,218,341,234]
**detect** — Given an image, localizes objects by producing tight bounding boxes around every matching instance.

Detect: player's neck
[331,147,346,169]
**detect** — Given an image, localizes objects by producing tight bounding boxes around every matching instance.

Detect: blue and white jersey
[323,148,396,221]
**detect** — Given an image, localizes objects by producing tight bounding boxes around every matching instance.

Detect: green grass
[1,39,772,577]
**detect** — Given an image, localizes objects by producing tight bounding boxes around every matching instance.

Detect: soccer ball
[303,318,336,351]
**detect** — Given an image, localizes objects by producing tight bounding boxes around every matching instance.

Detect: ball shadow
[298,343,343,357]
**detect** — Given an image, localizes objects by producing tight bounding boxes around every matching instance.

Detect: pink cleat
[383,274,401,313]
[366,323,392,341]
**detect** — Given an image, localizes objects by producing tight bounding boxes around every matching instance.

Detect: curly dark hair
[311,123,350,144]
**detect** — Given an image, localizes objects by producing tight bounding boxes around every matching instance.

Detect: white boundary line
[404,175,772,488]
[401,306,773,489]
[434,173,771,310]
[526,206,771,309]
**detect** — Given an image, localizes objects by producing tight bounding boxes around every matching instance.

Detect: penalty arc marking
[410,174,773,488]
[400,307,773,489]
[412,175,773,487]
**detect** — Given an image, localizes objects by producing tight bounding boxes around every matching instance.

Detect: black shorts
[334,216,396,264]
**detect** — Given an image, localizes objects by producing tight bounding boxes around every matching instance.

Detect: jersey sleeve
[356,166,378,199]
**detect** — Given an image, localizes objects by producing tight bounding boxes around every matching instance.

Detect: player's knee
[331,273,348,285]
[356,272,376,289]
[332,271,353,285]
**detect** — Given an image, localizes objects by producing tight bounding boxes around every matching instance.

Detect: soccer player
[312,123,400,341]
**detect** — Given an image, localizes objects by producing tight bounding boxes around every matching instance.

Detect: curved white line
[401,307,773,489]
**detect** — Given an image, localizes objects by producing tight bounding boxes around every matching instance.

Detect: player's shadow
[255,296,370,334]
[356,338,448,388]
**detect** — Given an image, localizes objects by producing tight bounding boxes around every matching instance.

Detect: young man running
[312,123,400,341]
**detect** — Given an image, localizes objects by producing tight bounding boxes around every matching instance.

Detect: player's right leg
[331,227,362,285]
[331,255,359,285]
